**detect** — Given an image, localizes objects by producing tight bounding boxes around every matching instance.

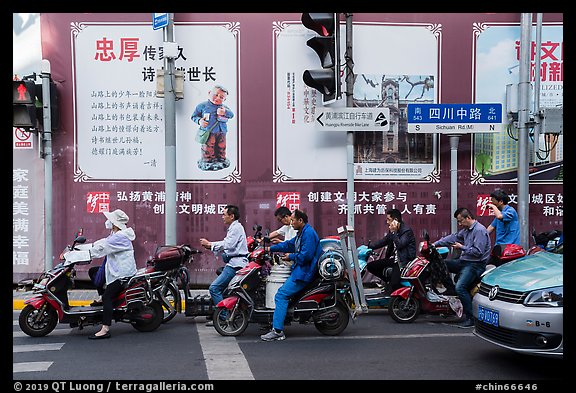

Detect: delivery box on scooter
[151,245,186,271]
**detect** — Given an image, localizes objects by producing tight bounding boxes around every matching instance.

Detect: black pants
[366,258,401,290]
[102,279,123,326]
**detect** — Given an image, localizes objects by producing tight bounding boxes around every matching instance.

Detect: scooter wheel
[388,296,420,323]
[19,304,58,337]
[314,301,349,336]
[160,283,180,323]
[212,306,249,337]
[132,301,164,332]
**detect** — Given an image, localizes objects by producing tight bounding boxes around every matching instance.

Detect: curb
[13,299,93,311]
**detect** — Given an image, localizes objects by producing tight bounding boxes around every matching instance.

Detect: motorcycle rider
[266,206,297,244]
[486,189,521,249]
[366,208,416,297]
[85,209,137,339]
[433,207,491,328]
[200,204,249,326]
[260,209,322,341]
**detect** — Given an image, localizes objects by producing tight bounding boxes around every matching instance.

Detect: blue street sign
[152,13,169,30]
[407,103,504,133]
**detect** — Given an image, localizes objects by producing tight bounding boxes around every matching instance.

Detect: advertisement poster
[472,23,563,184]
[73,22,240,182]
[274,22,440,182]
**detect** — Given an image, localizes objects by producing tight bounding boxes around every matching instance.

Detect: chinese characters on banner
[13,169,31,267]
[476,193,563,217]
[86,192,111,213]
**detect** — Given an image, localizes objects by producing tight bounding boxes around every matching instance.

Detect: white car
[472,247,563,358]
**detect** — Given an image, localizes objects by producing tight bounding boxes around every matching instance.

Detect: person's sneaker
[455,318,474,328]
[260,329,286,341]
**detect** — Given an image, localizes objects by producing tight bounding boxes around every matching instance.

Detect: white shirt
[276,224,297,242]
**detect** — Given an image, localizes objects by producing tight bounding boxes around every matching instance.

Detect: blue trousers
[272,275,308,331]
[445,259,486,320]
[209,265,238,306]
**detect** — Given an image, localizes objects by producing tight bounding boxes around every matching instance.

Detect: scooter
[19,235,166,337]
[211,237,354,337]
[321,238,394,308]
[388,233,529,323]
[529,228,563,254]
[387,232,462,323]
[142,244,201,323]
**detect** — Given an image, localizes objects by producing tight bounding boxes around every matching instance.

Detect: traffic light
[302,13,341,105]
[13,80,38,129]
[35,81,60,131]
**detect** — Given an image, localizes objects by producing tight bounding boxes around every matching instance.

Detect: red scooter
[211,236,354,337]
[388,233,527,323]
[19,235,166,337]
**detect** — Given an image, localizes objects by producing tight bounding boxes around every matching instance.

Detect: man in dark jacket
[260,209,322,341]
[366,208,416,297]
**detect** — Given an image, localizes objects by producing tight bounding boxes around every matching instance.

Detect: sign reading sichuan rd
[407,103,504,133]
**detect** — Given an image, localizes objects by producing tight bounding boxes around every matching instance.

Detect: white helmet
[318,250,345,280]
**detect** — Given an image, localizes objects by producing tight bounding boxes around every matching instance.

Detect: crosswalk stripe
[197,323,254,380]
[13,343,64,353]
[13,329,72,338]
[13,362,53,373]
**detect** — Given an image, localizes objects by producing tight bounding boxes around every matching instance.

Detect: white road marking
[13,362,53,373]
[13,329,72,338]
[13,343,65,353]
[197,323,254,380]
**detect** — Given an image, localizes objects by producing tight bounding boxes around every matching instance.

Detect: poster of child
[190,85,235,171]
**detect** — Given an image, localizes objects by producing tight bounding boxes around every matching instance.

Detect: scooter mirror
[423,231,430,242]
[74,236,86,244]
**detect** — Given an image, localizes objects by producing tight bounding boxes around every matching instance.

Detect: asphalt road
[13,308,564,386]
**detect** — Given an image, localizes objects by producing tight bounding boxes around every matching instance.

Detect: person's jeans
[272,275,308,331]
[209,265,238,306]
[445,259,486,320]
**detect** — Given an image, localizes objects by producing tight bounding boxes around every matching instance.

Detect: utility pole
[517,13,532,250]
[345,13,354,228]
[163,13,177,245]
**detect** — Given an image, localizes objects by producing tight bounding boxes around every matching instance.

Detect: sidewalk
[12,288,209,310]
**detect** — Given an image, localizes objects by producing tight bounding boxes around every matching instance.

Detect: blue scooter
[355,245,395,308]
[319,238,396,309]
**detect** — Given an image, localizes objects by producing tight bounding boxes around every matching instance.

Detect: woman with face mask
[85,209,137,339]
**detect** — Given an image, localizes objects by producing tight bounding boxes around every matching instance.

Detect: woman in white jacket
[88,209,137,339]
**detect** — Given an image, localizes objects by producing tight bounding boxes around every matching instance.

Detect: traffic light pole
[40,60,53,271]
[345,14,354,228]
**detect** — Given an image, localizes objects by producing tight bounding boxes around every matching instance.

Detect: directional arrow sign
[314,107,390,131]
[407,103,504,133]
[152,13,169,30]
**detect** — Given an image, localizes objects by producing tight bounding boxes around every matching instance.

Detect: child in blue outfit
[191,85,234,171]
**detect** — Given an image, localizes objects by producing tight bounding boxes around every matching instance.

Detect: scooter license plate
[477,305,499,327]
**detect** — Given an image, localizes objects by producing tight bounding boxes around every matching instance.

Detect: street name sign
[315,107,390,131]
[407,103,504,133]
[152,13,169,30]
